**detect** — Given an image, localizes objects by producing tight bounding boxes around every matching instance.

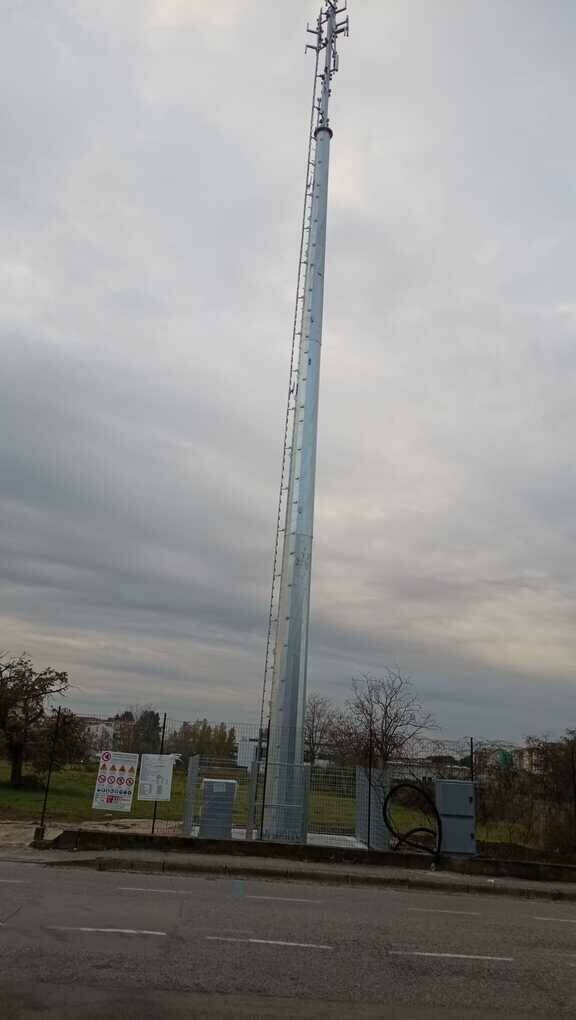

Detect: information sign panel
[138,754,175,802]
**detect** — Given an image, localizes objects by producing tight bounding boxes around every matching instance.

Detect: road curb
[47,829,576,885]
[42,854,576,902]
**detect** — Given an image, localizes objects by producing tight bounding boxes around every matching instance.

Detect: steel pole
[264,3,346,841]
[36,706,62,841]
[151,713,167,836]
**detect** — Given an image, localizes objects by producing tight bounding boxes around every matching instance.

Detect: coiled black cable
[382,781,443,858]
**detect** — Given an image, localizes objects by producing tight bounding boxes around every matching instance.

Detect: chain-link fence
[7,711,574,859]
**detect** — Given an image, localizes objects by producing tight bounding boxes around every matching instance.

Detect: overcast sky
[1,0,575,740]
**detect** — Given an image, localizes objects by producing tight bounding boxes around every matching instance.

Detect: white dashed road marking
[533,916,576,925]
[49,926,167,936]
[118,887,323,904]
[118,887,187,894]
[206,936,332,950]
[407,908,481,917]
[246,895,323,904]
[389,951,513,962]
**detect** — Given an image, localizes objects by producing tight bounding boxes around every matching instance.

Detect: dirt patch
[0,820,62,849]
[77,819,182,835]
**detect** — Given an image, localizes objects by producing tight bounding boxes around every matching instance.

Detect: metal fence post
[36,706,62,842]
[570,741,576,844]
[259,719,271,840]
[151,712,167,836]
[182,754,200,837]
[367,723,373,850]
[470,736,475,782]
[246,754,259,841]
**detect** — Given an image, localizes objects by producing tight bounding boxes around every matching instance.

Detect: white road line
[0,879,25,885]
[118,887,186,894]
[118,888,323,905]
[206,936,332,950]
[246,895,323,904]
[389,951,513,962]
[407,908,480,917]
[533,916,576,924]
[49,926,167,936]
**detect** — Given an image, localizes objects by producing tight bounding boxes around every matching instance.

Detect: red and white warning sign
[92,751,139,812]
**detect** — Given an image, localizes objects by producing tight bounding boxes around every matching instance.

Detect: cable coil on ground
[382,781,443,858]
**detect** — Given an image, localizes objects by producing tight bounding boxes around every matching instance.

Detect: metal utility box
[434,779,476,856]
[198,779,238,840]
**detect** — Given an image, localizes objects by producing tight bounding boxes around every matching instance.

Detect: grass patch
[0,761,362,833]
[0,761,178,824]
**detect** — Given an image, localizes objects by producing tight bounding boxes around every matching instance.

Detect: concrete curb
[43,853,576,902]
[47,829,576,885]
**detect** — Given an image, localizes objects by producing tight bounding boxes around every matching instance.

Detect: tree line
[1,653,438,789]
[0,653,238,787]
[111,711,238,763]
[0,652,436,788]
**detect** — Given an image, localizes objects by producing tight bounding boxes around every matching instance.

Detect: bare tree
[304,694,337,765]
[331,670,436,767]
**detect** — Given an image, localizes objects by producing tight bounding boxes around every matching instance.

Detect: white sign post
[138,754,176,802]
[92,751,139,812]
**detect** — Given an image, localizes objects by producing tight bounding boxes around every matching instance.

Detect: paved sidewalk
[1,843,575,902]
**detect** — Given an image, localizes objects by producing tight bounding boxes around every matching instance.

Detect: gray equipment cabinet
[198,778,238,840]
[434,779,476,855]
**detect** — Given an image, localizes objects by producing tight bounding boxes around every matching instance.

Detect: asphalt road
[1,859,575,1018]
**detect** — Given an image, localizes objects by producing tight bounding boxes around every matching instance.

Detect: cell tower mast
[261,2,349,840]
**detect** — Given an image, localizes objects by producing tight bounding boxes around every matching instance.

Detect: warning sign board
[92,751,139,812]
[137,754,176,802]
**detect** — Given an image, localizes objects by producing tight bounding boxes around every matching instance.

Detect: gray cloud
[1,1,575,740]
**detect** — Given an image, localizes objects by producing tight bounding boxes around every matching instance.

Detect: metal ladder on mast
[257,37,323,749]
